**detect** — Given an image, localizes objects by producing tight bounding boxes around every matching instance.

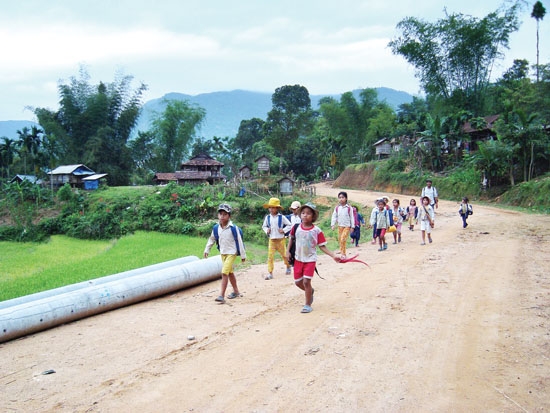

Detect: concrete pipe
[0,256,199,310]
[0,256,222,343]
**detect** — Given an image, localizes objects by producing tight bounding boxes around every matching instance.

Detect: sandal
[301,305,313,313]
[227,292,241,299]
[215,295,225,303]
[378,248,383,252]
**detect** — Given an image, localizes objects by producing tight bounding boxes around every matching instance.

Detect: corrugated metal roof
[49,164,95,175]
[82,173,108,181]
[10,174,42,184]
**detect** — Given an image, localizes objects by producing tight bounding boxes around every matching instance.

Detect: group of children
[203,191,474,313]
[204,197,342,314]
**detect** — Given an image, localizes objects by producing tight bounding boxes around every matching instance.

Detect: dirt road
[1,183,549,412]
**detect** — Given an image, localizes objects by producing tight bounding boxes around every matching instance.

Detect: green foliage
[389,3,521,115]
[149,99,206,171]
[498,175,550,212]
[0,181,53,241]
[34,67,147,185]
[437,167,481,200]
[265,85,314,168]
[56,183,74,202]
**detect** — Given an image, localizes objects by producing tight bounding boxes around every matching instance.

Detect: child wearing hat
[287,202,342,313]
[262,197,292,280]
[287,200,302,225]
[204,203,246,303]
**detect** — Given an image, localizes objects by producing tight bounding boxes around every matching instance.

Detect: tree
[149,99,206,172]
[35,67,147,185]
[470,138,515,186]
[415,113,448,171]
[264,85,313,171]
[234,118,265,158]
[531,1,546,82]
[0,138,17,179]
[389,3,521,115]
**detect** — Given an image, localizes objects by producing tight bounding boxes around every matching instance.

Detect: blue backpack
[213,224,244,256]
[267,214,283,228]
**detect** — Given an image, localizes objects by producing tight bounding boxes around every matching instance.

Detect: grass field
[0,231,343,302]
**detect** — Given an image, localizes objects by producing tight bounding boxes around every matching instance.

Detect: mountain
[0,120,41,141]
[1,87,414,142]
[137,87,414,139]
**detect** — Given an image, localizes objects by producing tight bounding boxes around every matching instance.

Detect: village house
[255,155,271,174]
[373,138,392,159]
[48,164,98,189]
[239,165,252,180]
[152,154,226,186]
[10,174,42,185]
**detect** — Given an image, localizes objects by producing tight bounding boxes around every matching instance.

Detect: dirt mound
[333,164,408,196]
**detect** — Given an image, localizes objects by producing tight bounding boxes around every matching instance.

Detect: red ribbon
[339,254,370,267]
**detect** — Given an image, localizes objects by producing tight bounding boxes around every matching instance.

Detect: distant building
[48,164,97,188]
[10,174,42,185]
[373,138,391,159]
[255,155,271,174]
[153,154,226,186]
[278,176,295,195]
[239,165,252,180]
[82,174,108,190]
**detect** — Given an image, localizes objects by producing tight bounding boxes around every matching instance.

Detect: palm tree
[0,138,17,179]
[532,1,547,82]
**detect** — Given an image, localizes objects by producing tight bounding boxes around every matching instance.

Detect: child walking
[406,199,418,231]
[458,197,473,228]
[417,196,435,245]
[287,203,341,313]
[350,205,365,247]
[287,201,302,225]
[370,199,390,251]
[391,199,405,244]
[204,203,246,303]
[262,197,292,280]
[331,191,355,255]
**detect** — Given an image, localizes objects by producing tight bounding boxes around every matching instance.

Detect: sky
[1,0,548,122]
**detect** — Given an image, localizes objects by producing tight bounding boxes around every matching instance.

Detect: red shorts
[293,260,316,281]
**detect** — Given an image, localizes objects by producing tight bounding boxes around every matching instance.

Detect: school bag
[267,214,283,228]
[213,223,244,256]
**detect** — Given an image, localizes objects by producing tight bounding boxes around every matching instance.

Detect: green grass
[0,231,263,302]
[0,229,341,302]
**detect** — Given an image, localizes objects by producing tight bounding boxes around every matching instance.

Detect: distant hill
[0,120,41,141]
[137,87,414,139]
[1,87,413,142]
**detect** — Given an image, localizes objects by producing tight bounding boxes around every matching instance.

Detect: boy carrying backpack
[204,203,246,304]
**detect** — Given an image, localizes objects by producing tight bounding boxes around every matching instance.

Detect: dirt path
[1,183,549,412]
